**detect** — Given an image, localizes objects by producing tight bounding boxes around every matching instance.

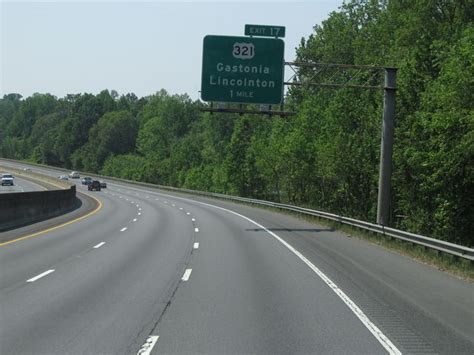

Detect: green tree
[81,110,138,172]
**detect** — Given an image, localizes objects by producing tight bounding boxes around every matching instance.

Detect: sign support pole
[377,68,397,226]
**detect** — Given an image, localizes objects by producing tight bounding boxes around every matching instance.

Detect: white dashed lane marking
[120,227,128,232]
[194,227,199,233]
[27,269,55,283]
[93,242,105,249]
[137,335,159,355]
[106,183,401,355]
[182,269,192,281]
[193,242,199,249]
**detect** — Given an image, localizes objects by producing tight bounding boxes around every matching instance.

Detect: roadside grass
[325,219,474,282]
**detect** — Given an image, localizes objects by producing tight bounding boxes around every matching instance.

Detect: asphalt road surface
[0,160,473,355]
[0,173,46,193]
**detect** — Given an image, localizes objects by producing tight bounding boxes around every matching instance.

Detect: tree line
[0,0,472,246]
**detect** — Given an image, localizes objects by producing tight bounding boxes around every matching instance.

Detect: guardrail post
[377,68,397,226]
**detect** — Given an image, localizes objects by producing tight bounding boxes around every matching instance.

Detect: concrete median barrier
[0,168,77,231]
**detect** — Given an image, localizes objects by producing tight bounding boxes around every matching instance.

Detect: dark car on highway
[88,180,101,191]
[81,177,93,185]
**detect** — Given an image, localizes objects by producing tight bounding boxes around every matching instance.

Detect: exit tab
[245,24,285,38]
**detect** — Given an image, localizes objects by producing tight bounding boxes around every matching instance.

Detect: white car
[1,173,14,186]
[69,171,80,179]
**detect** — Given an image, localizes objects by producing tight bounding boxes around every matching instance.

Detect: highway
[0,160,473,354]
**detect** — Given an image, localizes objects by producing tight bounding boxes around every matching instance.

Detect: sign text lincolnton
[201,35,284,104]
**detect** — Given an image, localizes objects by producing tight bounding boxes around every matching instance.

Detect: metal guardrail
[1,158,473,262]
[165,190,474,262]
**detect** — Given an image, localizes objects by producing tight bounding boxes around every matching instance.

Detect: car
[88,180,101,191]
[23,167,32,172]
[99,180,107,188]
[58,175,69,180]
[81,177,93,185]
[69,171,80,179]
[1,173,14,186]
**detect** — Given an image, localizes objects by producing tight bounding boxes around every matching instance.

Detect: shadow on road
[246,227,334,233]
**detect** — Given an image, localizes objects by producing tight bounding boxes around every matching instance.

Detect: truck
[88,180,101,191]
[1,173,14,186]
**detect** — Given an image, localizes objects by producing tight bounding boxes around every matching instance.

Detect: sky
[1,1,343,100]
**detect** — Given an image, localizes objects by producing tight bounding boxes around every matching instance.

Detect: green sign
[201,35,285,104]
[245,24,286,38]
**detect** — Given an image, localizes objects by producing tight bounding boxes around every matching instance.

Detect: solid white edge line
[182,268,192,281]
[91,182,399,354]
[27,269,55,282]
[120,227,127,232]
[137,335,159,355]
[141,189,401,355]
[93,242,105,249]
[193,242,199,249]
